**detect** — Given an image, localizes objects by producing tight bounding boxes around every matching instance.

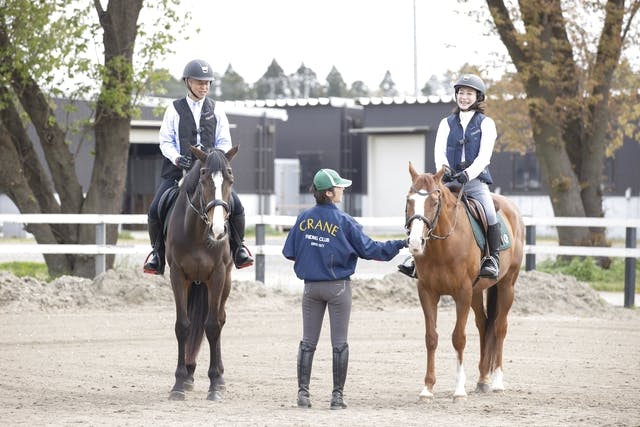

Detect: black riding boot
[229,212,254,269]
[330,343,349,410]
[397,256,417,278]
[296,341,315,408]
[143,218,165,275]
[479,223,501,279]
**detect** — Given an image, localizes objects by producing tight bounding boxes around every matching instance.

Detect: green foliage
[0,261,50,281]
[536,257,639,292]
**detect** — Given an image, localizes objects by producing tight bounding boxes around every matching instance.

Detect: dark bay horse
[165,145,238,401]
[405,163,524,401]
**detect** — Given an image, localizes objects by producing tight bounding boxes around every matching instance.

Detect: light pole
[413,0,418,97]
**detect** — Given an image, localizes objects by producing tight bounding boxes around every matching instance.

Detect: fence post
[255,222,265,283]
[624,227,637,308]
[95,223,106,276]
[525,225,536,271]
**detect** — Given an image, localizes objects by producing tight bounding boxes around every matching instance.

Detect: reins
[406,183,465,241]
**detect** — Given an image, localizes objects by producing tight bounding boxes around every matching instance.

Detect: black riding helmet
[453,74,486,102]
[182,59,215,82]
[182,59,214,100]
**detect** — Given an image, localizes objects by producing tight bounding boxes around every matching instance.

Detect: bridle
[405,183,464,242]
[187,186,230,227]
[186,159,231,231]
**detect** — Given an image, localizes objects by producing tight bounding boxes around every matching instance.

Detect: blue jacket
[282,203,405,282]
[446,112,493,184]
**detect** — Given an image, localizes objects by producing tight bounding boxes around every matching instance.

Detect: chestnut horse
[165,145,238,401]
[405,163,524,401]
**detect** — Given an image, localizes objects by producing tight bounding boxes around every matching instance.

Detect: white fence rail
[0,214,638,307]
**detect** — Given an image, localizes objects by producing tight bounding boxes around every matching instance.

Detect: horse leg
[184,363,196,391]
[451,291,472,401]
[471,289,491,392]
[204,276,228,401]
[490,277,516,392]
[170,280,191,400]
[417,285,439,400]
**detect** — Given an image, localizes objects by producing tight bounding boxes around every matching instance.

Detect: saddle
[156,179,237,235]
[448,185,512,255]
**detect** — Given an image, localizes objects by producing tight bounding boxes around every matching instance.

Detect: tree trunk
[485,0,632,254]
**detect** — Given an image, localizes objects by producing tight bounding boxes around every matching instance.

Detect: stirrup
[397,256,417,278]
[143,251,164,275]
[233,245,254,269]
[479,256,499,279]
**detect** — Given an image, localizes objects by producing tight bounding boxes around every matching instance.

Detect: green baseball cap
[313,169,352,191]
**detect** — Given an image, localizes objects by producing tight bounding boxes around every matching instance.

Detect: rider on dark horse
[144,59,253,275]
[398,73,501,280]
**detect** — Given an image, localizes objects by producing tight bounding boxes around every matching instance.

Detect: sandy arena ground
[0,267,639,426]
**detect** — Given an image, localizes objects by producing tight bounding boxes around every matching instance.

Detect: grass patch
[0,261,50,282]
[118,230,134,240]
[536,257,638,292]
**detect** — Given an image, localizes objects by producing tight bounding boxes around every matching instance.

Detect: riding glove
[175,155,192,170]
[442,172,455,183]
[454,171,469,184]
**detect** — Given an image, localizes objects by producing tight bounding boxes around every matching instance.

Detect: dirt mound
[0,268,620,317]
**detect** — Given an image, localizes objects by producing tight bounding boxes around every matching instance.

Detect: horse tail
[186,282,208,363]
[484,285,499,372]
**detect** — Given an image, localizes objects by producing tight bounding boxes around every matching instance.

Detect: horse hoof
[453,395,467,403]
[475,382,491,393]
[418,387,434,401]
[207,390,223,401]
[169,390,185,401]
[184,378,194,391]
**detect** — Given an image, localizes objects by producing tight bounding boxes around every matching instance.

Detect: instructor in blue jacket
[283,168,407,410]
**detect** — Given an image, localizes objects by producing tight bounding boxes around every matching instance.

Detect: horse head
[405,162,454,255]
[187,144,239,244]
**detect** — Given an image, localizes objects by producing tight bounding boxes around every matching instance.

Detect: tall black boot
[330,343,349,410]
[296,341,315,408]
[397,256,417,278]
[479,223,501,279]
[229,212,254,269]
[143,218,165,275]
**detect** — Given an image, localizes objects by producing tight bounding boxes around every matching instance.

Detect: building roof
[140,96,288,121]
[209,95,455,110]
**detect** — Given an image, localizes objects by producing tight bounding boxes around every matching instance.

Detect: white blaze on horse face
[408,192,427,255]
[211,171,226,238]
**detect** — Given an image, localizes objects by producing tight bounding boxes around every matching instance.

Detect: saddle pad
[465,210,512,252]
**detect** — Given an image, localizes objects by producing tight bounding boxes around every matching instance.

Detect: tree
[325,66,348,97]
[254,59,291,99]
[348,80,370,98]
[479,0,640,249]
[219,64,250,100]
[290,63,324,98]
[377,71,399,97]
[0,0,184,278]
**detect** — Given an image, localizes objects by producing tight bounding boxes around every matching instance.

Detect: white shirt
[433,110,497,180]
[158,97,233,165]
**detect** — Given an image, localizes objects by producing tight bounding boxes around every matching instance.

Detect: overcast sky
[155,0,506,95]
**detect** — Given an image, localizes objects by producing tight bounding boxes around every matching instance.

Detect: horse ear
[225,145,239,162]
[434,165,446,183]
[409,161,419,181]
[190,145,207,162]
